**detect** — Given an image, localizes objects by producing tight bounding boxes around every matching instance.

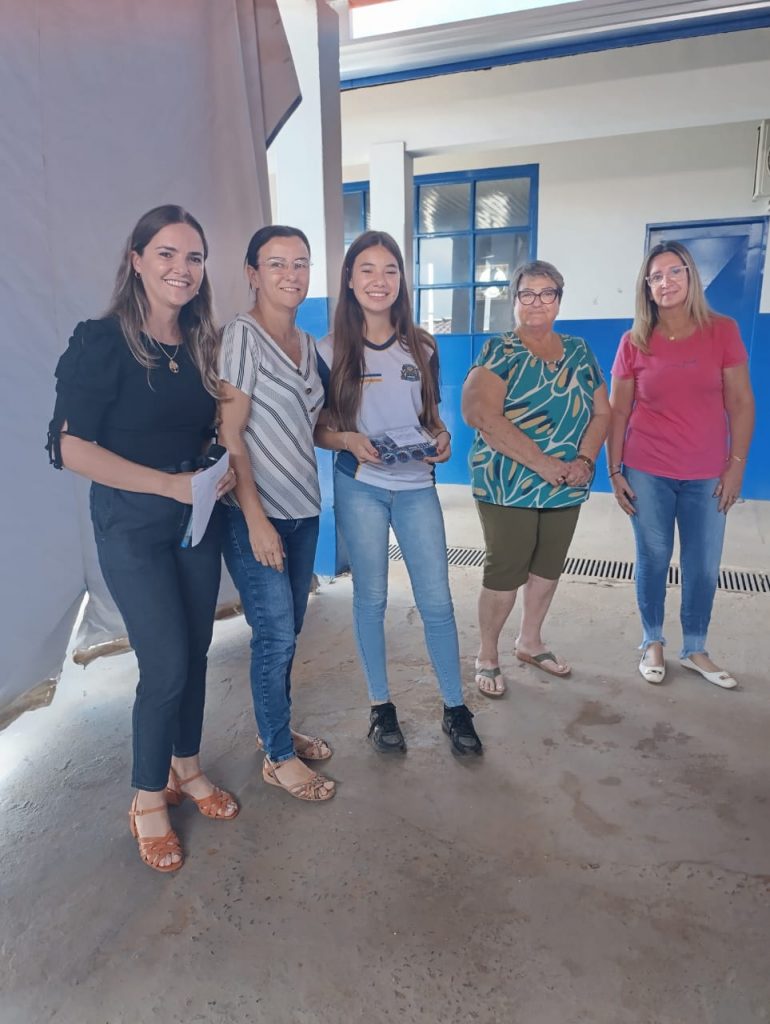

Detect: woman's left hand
[714,461,744,513]
[216,466,237,498]
[424,430,452,464]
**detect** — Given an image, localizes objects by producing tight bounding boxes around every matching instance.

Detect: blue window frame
[343,180,370,248]
[414,165,538,337]
[412,166,538,484]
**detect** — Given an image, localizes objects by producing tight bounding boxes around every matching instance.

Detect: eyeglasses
[516,288,559,305]
[646,265,688,287]
[257,258,312,273]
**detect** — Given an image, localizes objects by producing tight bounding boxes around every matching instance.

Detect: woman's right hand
[536,455,569,487]
[343,432,380,463]
[166,472,196,505]
[247,517,285,572]
[611,472,636,515]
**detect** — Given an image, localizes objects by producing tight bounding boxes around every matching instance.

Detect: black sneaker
[368,701,406,753]
[442,704,483,756]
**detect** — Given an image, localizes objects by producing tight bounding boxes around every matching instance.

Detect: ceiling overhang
[338,0,770,88]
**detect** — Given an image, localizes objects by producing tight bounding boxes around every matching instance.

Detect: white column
[270,0,344,323]
[270,1,345,575]
[369,141,414,292]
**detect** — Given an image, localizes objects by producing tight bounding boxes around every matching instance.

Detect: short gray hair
[511,259,564,298]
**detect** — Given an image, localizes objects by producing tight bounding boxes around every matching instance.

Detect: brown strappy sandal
[262,756,335,802]
[128,795,183,873]
[164,767,239,820]
[256,730,333,761]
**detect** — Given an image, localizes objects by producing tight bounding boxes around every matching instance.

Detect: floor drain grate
[387,545,770,594]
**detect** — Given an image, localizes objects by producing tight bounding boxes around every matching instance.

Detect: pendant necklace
[155,338,181,373]
[539,331,563,371]
[662,322,693,342]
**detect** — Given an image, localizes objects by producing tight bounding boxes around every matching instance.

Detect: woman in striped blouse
[218,225,335,802]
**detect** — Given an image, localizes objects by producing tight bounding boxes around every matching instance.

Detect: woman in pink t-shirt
[608,242,754,689]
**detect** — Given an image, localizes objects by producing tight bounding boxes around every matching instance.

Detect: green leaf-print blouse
[469,332,604,509]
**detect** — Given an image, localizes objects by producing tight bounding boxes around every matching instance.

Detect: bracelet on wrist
[435,429,451,441]
[609,469,621,478]
[575,454,594,471]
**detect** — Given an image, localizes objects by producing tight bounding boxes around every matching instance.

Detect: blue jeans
[222,507,319,763]
[334,470,464,708]
[625,467,726,659]
[90,485,222,792]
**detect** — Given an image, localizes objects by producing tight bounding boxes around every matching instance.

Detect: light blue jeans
[625,467,727,659]
[334,470,464,708]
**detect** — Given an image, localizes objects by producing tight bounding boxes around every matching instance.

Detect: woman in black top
[48,205,238,872]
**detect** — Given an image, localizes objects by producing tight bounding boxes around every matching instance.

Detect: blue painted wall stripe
[296,296,341,576]
[436,314,770,501]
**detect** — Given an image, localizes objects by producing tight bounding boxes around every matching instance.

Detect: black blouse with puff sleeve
[47,317,216,470]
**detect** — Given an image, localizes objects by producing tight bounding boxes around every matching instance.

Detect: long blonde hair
[630,241,712,353]
[105,205,220,396]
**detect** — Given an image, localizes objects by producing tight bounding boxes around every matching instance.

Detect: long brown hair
[329,230,440,432]
[630,240,712,353]
[105,205,220,396]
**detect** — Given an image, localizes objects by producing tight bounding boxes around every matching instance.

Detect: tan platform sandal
[256,730,333,761]
[128,795,183,873]
[164,767,239,820]
[262,756,335,802]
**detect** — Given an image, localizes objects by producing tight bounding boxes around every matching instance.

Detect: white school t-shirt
[316,332,441,491]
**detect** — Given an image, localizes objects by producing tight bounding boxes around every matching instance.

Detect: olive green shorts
[475,501,581,591]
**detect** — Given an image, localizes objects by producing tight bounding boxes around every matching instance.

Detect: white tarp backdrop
[0,0,300,711]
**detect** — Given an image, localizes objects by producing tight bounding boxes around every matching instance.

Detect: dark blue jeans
[90,484,222,792]
[222,507,319,763]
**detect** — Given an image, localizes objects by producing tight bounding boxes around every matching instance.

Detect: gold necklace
[154,338,181,373]
[660,322,694,342]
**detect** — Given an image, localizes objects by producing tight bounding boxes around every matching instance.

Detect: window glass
[418,183,471,234]
[415,168,536,335]
[418,288,471,335]
[343,190,370,246]
[475,178,530,229]
[343,191,366,246]
[474,286,512,334]
[418,236,470,285]
[474,232,530,283]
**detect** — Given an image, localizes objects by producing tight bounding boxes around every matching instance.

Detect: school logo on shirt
[400,363,420,382]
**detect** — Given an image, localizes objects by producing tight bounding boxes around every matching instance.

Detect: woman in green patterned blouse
[462,259,610,696]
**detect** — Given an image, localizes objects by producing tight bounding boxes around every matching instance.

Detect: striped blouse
[219,313,324,520]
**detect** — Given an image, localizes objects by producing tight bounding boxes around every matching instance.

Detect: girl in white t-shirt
[315,231,482,756]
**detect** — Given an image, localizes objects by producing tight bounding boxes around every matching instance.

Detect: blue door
[647,218,769,500]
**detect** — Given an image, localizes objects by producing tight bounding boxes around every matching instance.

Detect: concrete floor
[1,491,769,1024]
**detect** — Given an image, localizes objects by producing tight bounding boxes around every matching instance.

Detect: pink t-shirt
[611,316,748,479]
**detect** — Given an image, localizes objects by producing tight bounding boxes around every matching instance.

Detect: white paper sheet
[189,452,230,547]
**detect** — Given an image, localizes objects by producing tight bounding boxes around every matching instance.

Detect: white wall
[340,30,770,160]
[340,28,770,317]
[412,122,770,318]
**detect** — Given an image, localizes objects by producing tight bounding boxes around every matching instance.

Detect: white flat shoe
[638,655,666,684]
[680,657,737,690]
